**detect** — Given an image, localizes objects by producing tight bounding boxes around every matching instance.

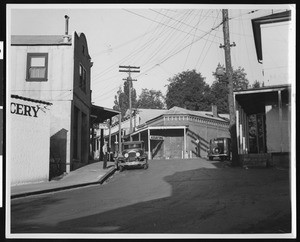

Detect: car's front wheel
[143,163,149,169]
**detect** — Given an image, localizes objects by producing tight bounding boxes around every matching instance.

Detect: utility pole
[119,65,140,139]
[219,9,239,166]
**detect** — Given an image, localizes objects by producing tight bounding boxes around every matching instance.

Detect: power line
[123,9,221,43]
[135,18,225,79]
[197,10,222,70]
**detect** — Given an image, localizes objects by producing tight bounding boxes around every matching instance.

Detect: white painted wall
[265,104,290,152]
[261,22,292,85]
[10,45,74,101]
[10,98,51,185]
[11,43,74,172]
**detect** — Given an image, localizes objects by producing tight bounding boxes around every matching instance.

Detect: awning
[91,105,120,124]
[251,10,291,63]
[130,125,189,137]
[234,85,290,115]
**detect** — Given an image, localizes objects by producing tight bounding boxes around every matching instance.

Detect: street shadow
[11,164,291,234]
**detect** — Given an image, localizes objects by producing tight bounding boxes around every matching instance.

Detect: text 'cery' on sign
[11,102,40,118]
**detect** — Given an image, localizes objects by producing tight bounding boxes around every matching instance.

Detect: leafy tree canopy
[211,65,250,113]
[165,69,212,111]
[113,80,137,119]
[252,80,265,88]
[137,88,166,109]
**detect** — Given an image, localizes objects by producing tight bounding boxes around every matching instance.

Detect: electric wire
[197,10,222,70]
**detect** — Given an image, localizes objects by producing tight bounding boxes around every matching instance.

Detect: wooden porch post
[278,90,283,152]
[118,113,122,155]
[184,126,187,159]
[148,128,151,160]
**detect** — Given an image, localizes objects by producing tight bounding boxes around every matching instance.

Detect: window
[79,64,86,93]
[26,53,48,81]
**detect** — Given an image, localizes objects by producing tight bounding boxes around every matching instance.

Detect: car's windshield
[124,143,142,149]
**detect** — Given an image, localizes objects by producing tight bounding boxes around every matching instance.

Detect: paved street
[10,158,291,235]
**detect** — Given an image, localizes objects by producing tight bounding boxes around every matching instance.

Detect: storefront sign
[149,135,164,140]
[98,123,108,129]
[11,102,40,118]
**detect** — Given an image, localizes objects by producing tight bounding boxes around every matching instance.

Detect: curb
[11,167,117,199]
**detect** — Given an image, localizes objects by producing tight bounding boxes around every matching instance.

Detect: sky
[7,4,295,109]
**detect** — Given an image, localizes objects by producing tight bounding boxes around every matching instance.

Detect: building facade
[234,85,291,167]
[10,31,93,174]
[10,95,52,185]
[104,106,230,160]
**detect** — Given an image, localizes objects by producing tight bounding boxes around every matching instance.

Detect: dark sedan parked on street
[115,141,149,171]
[207,137,231,161]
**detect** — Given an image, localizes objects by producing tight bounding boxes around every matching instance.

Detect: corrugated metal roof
[11,35,72,45]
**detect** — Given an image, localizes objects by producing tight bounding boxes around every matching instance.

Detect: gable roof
[11,35,72,45]
[141,106,229,125]
[137,108,167,124]
[164,106,229,121]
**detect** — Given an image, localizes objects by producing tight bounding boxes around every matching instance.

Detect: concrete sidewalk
[11,161,116,199]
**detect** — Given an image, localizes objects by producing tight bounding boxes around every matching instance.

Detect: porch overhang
[234,85,290,115]
[130,125,189,136]
[91,105,120,124]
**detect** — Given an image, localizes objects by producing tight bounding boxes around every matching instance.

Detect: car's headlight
[124,153,129,158]
[136,152,140,157]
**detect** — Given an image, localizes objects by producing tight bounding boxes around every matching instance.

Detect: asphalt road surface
[10,158,291,236]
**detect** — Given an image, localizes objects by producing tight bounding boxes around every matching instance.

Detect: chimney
[212,105,218,117]
[63,15,70,43]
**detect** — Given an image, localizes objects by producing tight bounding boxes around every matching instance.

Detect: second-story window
[79,64,86,93]
[26,53,48,82]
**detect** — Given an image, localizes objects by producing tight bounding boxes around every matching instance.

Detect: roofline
[251,10,291,63]
[91,104,120,114]
[11,94,53,105]
[11,34,73,46]
[145,111,229,125]
[234,84,291,95]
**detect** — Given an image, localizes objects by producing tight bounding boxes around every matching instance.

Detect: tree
[211,65,250,113]
[210,81,229,113]
[232,66,249,91]
[113,80,137,119]
[252,80,265,88]
[137,88,166,109]
[165,69,212,111]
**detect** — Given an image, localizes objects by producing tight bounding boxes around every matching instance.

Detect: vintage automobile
[115,141,148,171]
[207,137,231,161]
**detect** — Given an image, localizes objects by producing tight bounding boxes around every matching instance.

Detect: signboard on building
[99,123,109,130]
[149,135,164,140]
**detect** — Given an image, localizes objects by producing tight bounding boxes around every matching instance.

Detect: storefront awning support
[118,113,122,155]
[148,128,151,160]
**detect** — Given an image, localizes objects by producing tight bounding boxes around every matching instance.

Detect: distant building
[104,106,230,160]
